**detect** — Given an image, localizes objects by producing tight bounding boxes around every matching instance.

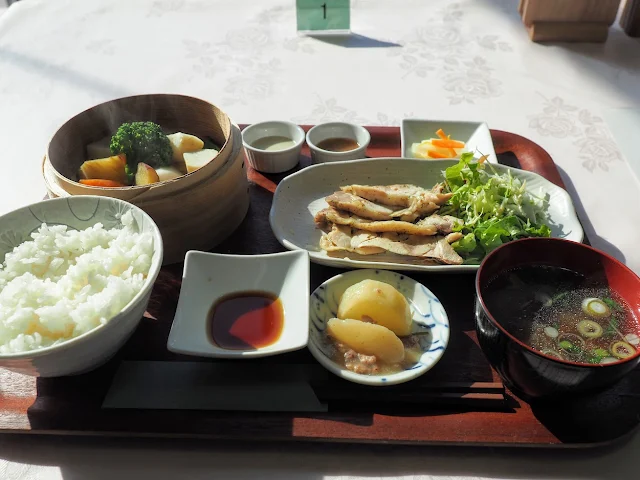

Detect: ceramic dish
[242,121,305,173]
[167,250,310,358]
[0,196,163,377]
[308,269,449,386]
[401,119,497,163]
[306,122,370,163]
[269,157,584,273]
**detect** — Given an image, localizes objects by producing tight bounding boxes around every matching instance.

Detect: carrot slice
[427,151,449,159]
[79,179,126,187]
[478,154,489,164]
[431,138,466,149]
[435,128,447,140]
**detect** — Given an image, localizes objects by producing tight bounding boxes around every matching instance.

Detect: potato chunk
[167,132,205,163]
[85,136,112,159]
[327,318,405,364]
[155,166,184,182]
[338,279,412,336]
[183,148,219,173]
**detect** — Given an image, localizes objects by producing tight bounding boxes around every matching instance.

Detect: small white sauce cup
[306,122,370,164]
[242,121,305,174]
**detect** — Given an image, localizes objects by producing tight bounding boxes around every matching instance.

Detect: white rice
[0,211,154,354]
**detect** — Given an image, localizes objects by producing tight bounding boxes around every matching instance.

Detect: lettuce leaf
[451,232,477,253]
[442,156,551,261]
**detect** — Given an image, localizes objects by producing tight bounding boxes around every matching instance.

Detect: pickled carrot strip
[431,139,466,149]
[435,128,447,140]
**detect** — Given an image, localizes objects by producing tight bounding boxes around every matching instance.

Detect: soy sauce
[316,137,359,152]
[208,291,284,350]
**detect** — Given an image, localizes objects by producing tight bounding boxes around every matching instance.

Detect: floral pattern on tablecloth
[388,3,510,104]
[1,0,640,476]
[529,95,623,172]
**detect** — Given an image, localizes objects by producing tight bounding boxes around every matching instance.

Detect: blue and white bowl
[308,269,449,386]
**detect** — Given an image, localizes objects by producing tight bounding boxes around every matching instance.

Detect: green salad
[438,153,551,264]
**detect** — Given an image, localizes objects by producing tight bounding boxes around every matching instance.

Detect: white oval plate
[269,157,583,273]
[308,269,449,386]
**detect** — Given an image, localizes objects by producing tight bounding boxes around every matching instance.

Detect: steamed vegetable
[155,166,184,182]
[183,149,219,173]
[134,162,160,186]
[85,137,112,159]
[110,121,173,171]
[78,122,213,187]
[167,132,205,164]
[79,179,126,187]
[440,153,551,263]
[78,154,127,184]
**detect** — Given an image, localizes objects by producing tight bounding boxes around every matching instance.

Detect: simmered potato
[326,318,405,364]
[337,280,412,336]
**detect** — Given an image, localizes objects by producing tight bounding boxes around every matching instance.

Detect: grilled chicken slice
[325,191,404,221]
[341,184,452,206]
[319,227,463,265]
[320,225,384,255]
[315,208,438,236]
[416,215,462,234]
[339,184,453,222]
[341,184,428,207]
[390,191,454,221]
[356,232,463,264]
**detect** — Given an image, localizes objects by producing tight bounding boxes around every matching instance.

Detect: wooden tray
[3,127,639,448]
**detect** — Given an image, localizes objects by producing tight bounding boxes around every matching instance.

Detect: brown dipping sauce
[316,137,359,152]
[208,291,284,350]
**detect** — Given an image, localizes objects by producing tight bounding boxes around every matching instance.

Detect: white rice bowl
[0,196,162,376]
[0,211,153,354]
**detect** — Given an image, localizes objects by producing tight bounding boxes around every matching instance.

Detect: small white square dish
[401,119,497,163]
[167,250,310,358]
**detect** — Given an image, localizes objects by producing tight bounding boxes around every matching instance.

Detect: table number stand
[296,0,351,35]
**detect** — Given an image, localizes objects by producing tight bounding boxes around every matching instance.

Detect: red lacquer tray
[2,127,639,448]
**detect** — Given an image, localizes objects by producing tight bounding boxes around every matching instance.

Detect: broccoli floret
[110,121,173,170]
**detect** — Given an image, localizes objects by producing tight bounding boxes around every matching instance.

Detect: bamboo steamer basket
[46,94,234,202]
[43,94,250,265]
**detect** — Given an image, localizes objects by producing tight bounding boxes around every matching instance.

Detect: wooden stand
[621,0,640,36]
[519,0,621,42]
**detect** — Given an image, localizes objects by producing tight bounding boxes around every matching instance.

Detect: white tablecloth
[0,0,639,478]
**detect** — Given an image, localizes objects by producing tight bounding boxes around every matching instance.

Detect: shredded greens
[602,297,623,312]
[439,153,552,264]
[603,317,620,338]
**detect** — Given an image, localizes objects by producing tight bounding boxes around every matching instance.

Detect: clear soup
[483,265,639,365]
